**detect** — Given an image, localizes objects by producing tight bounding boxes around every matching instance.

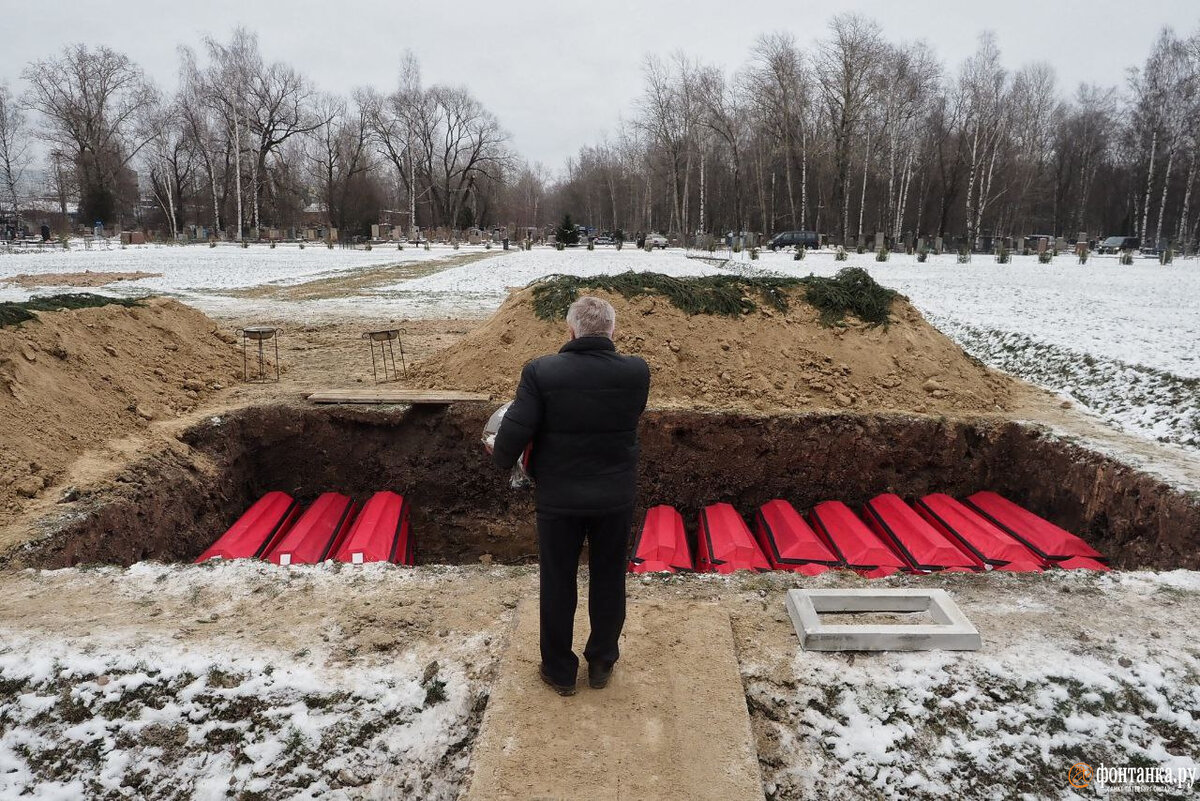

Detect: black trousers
[536,508,633,686]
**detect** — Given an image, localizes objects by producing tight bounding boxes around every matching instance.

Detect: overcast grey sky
[2,0,1196,173]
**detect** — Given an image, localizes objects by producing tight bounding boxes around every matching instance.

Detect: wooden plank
[307,388,490,405]
[462,599,765,801]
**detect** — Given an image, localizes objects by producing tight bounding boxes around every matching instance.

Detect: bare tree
[200,29,258,239]
[306,92,371,232]
[0,83,31,231]
[21,43,156,228]
[957,31,1008,245]
[698,65,747,234]
[815,13,884,245]
[875,41,941,241]
[637,54,702,236]
[746,33,814,229]
[178,46,228,233]
[142,93,198,240]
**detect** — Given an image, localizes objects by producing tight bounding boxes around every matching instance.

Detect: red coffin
[630,505,693,573]
[334,491,414,565]
[1054,556,1111,572]
[808,501,906,576]
[697,503,770,573]
[915,493,1046,571]
[754,500,842,572]
[266,492,358,566]
[196,491,300,562]
[963,492,1104,562]
[863,494,981,572]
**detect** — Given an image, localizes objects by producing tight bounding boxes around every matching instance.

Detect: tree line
[0,28,515,240]
[1,17,1198,250]
[548,14,1200,251]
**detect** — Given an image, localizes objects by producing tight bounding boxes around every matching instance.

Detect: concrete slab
[462,598,764,801]
[786,588,981,651]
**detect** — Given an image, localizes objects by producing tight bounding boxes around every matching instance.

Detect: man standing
[492,296,650,696]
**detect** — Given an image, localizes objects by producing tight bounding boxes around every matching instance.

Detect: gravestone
[1037,237,1047,254]
[917,237,925,252]
[875,231,885,251]
[1055,236,1067,253]
[934,236,943,254]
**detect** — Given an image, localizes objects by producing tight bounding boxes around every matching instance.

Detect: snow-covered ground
[0,561,502,800]
[736,567,1200,800]
[3,242,1198,451]
[760,249,1200,451]
[2,562,1195,800]
[372,247,728,316]
[0,241,462,315]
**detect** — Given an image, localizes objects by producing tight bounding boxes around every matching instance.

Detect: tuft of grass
[0,293,143,328]
[528,268,898,327]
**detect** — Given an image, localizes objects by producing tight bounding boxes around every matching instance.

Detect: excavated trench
[14,402,1200,570]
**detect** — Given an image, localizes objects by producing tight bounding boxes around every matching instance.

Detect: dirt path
[224,250,504,301]
[6,271,162,287]
[462,598,764,801]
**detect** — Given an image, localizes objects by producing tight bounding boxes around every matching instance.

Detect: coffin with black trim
[915,493,1045,572]
[753,500,841,575]
[962,491,1104,564]
[697,503,769,574]
[266,492,358,566]
[863,494,981,572]
[629,505,693,573]
[807,500,906,577]
[333,491,414,565]
[196,491,300,562]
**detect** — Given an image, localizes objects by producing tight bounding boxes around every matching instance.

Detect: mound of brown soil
[0,298,239,519]
[411,287,1019,415]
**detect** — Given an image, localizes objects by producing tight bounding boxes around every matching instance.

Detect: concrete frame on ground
[786,588,982,651]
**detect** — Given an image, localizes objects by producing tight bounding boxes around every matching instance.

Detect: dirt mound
[0,298,240,519]
[411,285,1019,415]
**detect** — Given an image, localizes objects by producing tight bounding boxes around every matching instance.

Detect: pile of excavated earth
[412,279,1020,415]
[0,298,240,517]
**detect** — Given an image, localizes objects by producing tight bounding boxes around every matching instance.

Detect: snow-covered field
[0,241,463,316]
[373,247,728,316]
[3,242,1198,451]
[761,250,1200,452]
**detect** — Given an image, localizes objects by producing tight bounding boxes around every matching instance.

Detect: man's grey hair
[566,295,616,338]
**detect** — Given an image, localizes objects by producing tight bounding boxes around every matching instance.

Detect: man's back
[492,335,649,515]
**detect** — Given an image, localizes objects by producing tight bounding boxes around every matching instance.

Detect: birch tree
[815,13,884,245]
[0,84,30,231]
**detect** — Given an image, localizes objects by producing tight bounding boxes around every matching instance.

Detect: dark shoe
[539,664,576,696]
[588,662,613,689]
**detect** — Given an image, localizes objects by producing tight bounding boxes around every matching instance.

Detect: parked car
[768,230,820,250]
[644,233,668,249]
[1096,235,1139,254]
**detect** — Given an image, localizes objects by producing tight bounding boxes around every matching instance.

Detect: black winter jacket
[492,336,650,515]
